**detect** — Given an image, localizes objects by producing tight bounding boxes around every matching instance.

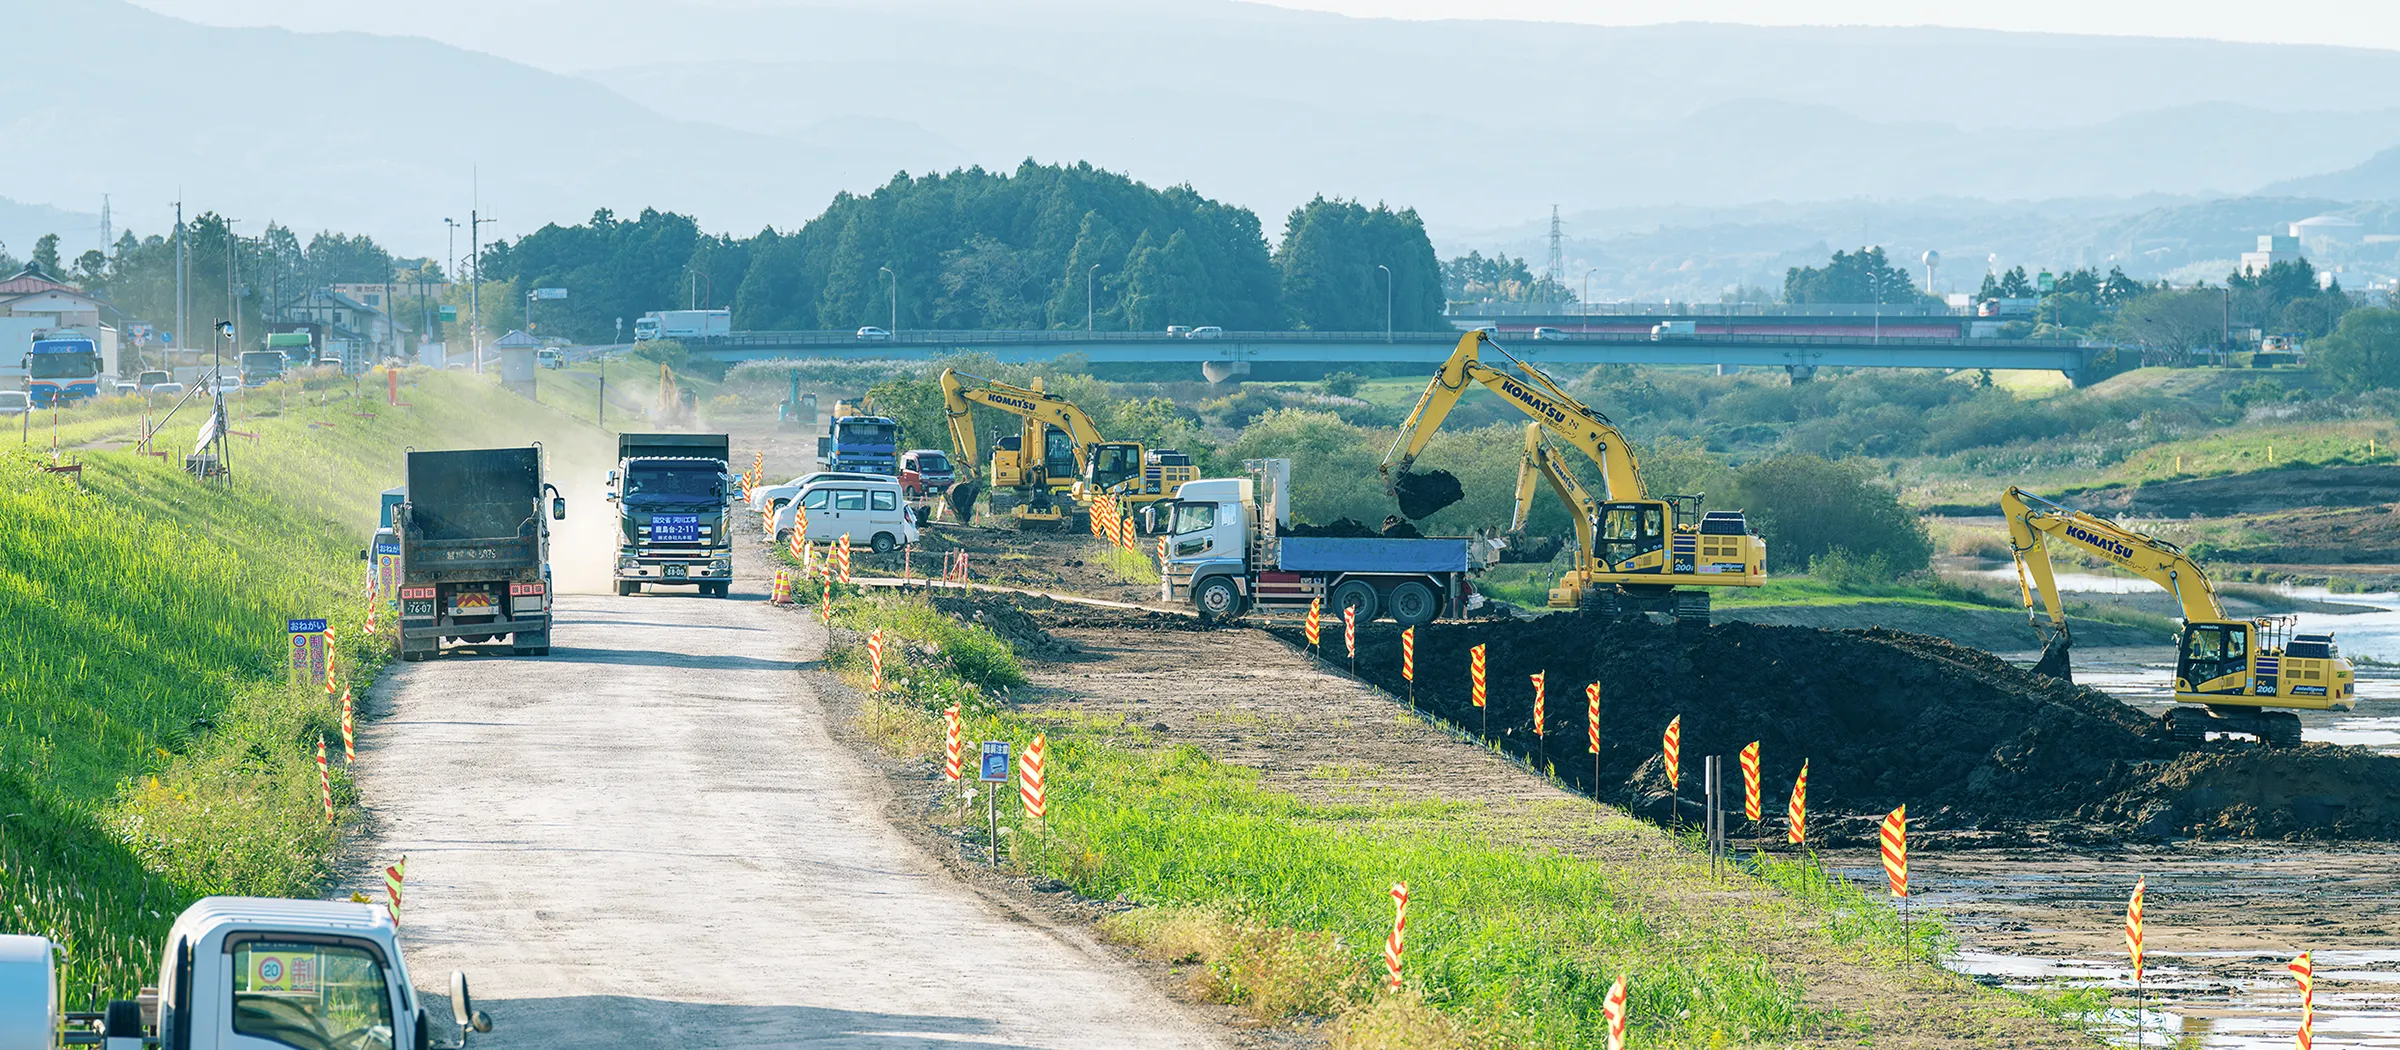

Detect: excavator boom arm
[1511,423,1598,555]
[2003,486,2227,635]
[1383,331,1646,503]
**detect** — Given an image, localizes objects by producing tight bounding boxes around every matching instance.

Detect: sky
[1260,0,2400,51]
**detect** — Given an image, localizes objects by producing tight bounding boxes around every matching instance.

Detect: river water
[1910,572,2400,1043]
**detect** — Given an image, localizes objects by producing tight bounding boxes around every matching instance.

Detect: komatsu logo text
[1497,379,1569,425]
[2064,524,2135,561]
[988,395,1039,413]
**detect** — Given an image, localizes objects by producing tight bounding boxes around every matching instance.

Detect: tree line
[481,161,1450,342]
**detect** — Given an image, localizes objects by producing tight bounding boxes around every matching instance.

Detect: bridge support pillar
[1714,364,1741,376]
[1786,364,1816,384]
[1201,360,1250,384]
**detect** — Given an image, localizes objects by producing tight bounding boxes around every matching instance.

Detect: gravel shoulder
[347,548,1223,1048]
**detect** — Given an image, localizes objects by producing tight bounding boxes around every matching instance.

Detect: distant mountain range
[5,0,2397,269]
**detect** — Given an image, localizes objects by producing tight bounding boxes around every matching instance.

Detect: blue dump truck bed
[1275,536,1470,574]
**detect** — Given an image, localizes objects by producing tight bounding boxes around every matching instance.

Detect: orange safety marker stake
[1304,598,1322,657]
[867,628,885,691]
[316,737,334,823]
[2126,877,2147,991]
[1383,882,1408,993]
[1019,733,1047,820]
[1603,973,1629,1050]
[1400,627,1416,709]
[384,856,406,927]
[341,690,357,764]
[2291,951,2315,1050]
[1585,682,1602,793]
[1662,715,1682,791]
[835,534,853,584]
[1470,643,1487,738]
[1881,805,1908,897]
[1787,760,1810,847]
[1529,672,1546,738]
[821,581,833,625]
[943,705,964,783]
[1343,605,1357,672]
[1740,742,1762,825]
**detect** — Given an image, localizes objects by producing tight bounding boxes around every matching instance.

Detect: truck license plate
[664,564,687,579]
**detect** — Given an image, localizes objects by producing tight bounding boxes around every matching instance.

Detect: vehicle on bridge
[1382,330,1765,622]
[24,333,102,407]
[0,895,496,1050]
[610,433,735,597]
[1649,320,1696,340]
[393,446,566,659]
[634,308,731,342]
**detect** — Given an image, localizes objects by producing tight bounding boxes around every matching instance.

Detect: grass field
[0,368,609,1006]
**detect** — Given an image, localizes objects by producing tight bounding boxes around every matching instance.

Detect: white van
[773,478,920,553]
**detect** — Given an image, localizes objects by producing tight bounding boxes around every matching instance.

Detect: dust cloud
[540,433,622,595]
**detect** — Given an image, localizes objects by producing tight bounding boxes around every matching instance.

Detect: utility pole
[99,194,110,252]
[173,197,186,363]
[879,266,897,336]
[1376,264,1392,342]
[225,219,240,363]
[470,209,495,374]
[1087,264,1099,332]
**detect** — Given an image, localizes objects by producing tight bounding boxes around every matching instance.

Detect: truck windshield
[28,353,98,379]
[839,423,896,444]
[230,941,395,1050]
[1172,502,1215,535]
[914,452,949,471]
[625,467,721,501]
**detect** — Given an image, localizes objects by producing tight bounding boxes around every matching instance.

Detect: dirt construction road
[353,581,1222,1049]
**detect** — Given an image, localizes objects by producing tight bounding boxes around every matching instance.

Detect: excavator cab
[1599,501,1668,571]
[1042,427,1079,488]
[2176,621,2253,695]
[1087,442,1143,492]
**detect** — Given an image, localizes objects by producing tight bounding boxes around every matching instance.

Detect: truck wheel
[1193,576,1242,626]
[1330,579,1379,623]
[513,633,550,656]
[400,649,428,662]
[1387,580,1438,627]
[871,532,897,555]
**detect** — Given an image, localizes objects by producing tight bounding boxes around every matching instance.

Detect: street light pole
[1582,268,1599,332]
[879,266,897,336]
[1087,264,1100,332]
[1377,264,1392,342]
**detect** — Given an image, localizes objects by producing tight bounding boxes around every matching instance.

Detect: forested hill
[480,161,1445,339]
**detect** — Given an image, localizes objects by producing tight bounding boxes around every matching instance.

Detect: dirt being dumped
[1281,517,1384,538]
[1299,616,2400,842]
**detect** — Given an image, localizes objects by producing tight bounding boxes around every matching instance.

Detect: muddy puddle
[1817,842,2400,1046]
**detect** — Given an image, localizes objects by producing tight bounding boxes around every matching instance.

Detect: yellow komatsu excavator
[1383,331,1765,621]
[2003,486,2354,746]
[939,369,1197,529]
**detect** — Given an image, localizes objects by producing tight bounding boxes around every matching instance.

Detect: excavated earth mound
[1280,615,2400,843]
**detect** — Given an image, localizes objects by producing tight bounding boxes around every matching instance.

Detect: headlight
[617,557,638,570]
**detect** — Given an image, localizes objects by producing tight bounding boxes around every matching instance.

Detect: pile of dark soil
[1283,518,1383,538]
[1288,616,2400,842]
[929,595,1086,662]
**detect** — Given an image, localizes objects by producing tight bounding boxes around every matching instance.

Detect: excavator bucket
[2030,633,2073,683]
[1392,469,1465,520]
[946,482,980,523]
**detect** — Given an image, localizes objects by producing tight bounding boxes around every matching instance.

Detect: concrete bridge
[679,329,2101,383]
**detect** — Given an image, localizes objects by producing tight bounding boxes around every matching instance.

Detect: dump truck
[1163,459,1481,627]
[0,896,496,1049]
[817,404,900,477]
[609,432,735,597]
[395,447,565,660]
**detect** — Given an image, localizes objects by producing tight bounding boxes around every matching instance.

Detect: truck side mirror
[551,497,566,521]
[606,470,618,485]
[358,548,371,560]
[451,971,493,1034]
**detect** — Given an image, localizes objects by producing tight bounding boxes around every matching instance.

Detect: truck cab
[610,433,734,597]
[1,897,493,1050]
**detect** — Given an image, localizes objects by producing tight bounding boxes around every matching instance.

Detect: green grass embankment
[818,589,2017,1048]
[0,368,608,1006]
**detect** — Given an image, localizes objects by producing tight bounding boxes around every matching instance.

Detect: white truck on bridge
[0,896,493,1049]
[632,310,730,343]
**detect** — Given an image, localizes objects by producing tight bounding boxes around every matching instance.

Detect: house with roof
[276,287,395,369]
[0,266,121,379]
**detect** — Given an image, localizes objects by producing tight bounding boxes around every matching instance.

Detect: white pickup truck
[1,897,492,1050]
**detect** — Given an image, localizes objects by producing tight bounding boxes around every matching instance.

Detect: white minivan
[772,478,920,553]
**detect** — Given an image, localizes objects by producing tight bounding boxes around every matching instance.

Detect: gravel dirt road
[350,558,1223,1048]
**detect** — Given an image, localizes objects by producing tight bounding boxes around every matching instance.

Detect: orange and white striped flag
[316,737,334,822]
[1585,682,1601,754]
[1529,672,1546,736]
[1470,644,1486,707]
[324,625,340,696]
[1305,598,1322,648]
[1019,733,1047,819]
[1383,882,1408,992]
[867,628,886,691]
[1157,535,1168,563]
[1603,973,1629,1050]
[383,856,406,927]
[942,704,963,782]
[1786,761,1810,845]
[1343,605,1357,660]
[1739,742,1761,822]
[340,690,356,764]
[1880,805,1907,897]
[2291,952,2315,1050]
[1401,627,1415,683]
[1662,715,1682,788]
[2126,878,2146,984]
[835,534,853,583]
